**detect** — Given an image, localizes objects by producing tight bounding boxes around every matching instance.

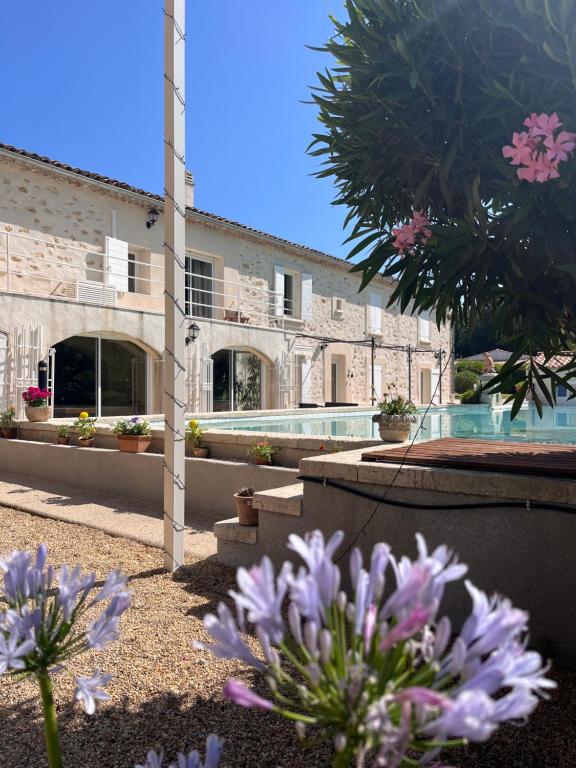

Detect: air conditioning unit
[75,280,117,306]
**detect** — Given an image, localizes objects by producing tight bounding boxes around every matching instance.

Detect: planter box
[116,435,152,453]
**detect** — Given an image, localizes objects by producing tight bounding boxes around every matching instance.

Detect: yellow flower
[189,419,198,429]
[79,411,89,419]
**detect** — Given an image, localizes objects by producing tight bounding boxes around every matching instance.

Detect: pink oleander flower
[503,112,576,182]
[392,210,432,255]
[197,531,554,768]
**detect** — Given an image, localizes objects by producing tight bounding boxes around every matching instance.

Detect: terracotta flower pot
[117,435,151,453]
[255,456,272,466]
[1,427,17,439]
[78,437,95,448]
[372,413,416,443]
[191,446,209,458]
[25,405,52,422]
[234,494,258,526]
[57,436,70,445]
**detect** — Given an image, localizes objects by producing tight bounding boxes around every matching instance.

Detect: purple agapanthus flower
[136,735,223,768]
[197,530,555,766]
[74,670,112,715]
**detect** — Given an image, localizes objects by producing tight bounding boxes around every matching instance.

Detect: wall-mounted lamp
[146,207,160,229]
[185,322,200,345]
[319,342,328,352]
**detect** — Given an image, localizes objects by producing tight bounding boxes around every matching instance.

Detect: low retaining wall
[0,439,298,524]
[220,446,576,667]
[16,421,381,468]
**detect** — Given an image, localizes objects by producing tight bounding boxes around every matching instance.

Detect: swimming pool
[199,404,576,444]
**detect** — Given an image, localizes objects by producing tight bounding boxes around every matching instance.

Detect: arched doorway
[211,349,264,412]
[53,335,148,418]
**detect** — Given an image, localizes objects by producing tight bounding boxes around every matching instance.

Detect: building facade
[0,143,453,418]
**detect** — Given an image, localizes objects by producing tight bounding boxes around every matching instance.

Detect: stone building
[0,143,453,417]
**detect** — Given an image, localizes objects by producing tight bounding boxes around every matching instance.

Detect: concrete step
[214,516,258,545]
[253,483,303,517]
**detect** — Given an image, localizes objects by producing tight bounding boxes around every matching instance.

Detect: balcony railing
[0,230,295,330]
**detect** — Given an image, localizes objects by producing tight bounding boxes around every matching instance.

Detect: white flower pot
[25,405,52,422]
[372,413,416,443]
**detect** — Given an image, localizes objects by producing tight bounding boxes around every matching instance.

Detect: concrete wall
[219,449,576,667]
[0,149,453,411]
[0,438,298,524]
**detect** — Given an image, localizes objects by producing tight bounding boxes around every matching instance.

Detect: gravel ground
[0,506,573,768]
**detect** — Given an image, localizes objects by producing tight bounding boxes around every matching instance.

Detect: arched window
[53,335,147,418]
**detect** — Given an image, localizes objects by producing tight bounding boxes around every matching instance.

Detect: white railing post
[163,0,186,573]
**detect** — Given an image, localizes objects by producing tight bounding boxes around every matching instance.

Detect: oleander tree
[310,0,576,416]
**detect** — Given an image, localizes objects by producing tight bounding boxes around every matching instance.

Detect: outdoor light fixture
[146,207,160,229]
[185,322,200,345]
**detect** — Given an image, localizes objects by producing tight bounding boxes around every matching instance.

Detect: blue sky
[0,1,351,258]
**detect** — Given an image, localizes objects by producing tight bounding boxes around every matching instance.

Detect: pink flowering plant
[0,545,131,768]
[310,0,576,415]
[503,112,576,183]
[197,531,553,767]
[22,386,51,407]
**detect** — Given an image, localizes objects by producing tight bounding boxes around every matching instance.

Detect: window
[284,273,294,316]
[418,314,431,343]
[557,385,568,398]
[332,296,344,317]
[128,252,137,293]
[185,256,214,318]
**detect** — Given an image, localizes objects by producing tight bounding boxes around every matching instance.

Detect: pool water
[200,404,576,444]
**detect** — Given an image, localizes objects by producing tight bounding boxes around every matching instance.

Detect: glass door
[185,256,214,318]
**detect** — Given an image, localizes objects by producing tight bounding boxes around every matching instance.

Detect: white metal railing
[0,230,296,330]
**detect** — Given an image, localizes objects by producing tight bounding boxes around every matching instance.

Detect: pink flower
[392,211,432,255]
[223,679,273,710]
[380,605,432,652]
[524,111,562,139]
[544,130,576,162]
[504,113,574,183]
[517,155,560,183]
[502,132,537,166]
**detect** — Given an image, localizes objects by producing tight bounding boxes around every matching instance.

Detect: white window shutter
[300,357,312,402]
[274,265,285,317]
[373,364,383,401]
[368,292,382,334]
[105,237,129,292]
[418,313,431,343]
[301,273,313,320]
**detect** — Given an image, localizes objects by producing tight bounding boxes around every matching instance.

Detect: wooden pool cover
[362,438,576,479]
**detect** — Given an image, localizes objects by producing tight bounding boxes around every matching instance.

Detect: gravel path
[0,506,573,768]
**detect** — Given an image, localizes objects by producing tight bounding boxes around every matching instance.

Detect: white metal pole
[163,0,186,572]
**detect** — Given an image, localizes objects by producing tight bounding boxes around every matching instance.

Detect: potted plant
[372,388,417,443]
[56,425,70,446]
[248,436,280,466]
[233,486,257,526]
[185,419,208,458]
[0,406,17,439]
[112,416,152,453]
[22,386,52,422]
[73,411,97,448]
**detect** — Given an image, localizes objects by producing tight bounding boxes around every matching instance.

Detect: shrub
[454,369,479,394]
[310,0,576,414]
[461,388,481,405]
[455,360,485,375]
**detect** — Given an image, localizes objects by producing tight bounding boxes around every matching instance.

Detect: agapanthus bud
[319,629,332,665]
[295,721,306,740]
[304,621,318,657]
[337,591,347,612]
[288,601,302,645]
[334,733,347,753]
